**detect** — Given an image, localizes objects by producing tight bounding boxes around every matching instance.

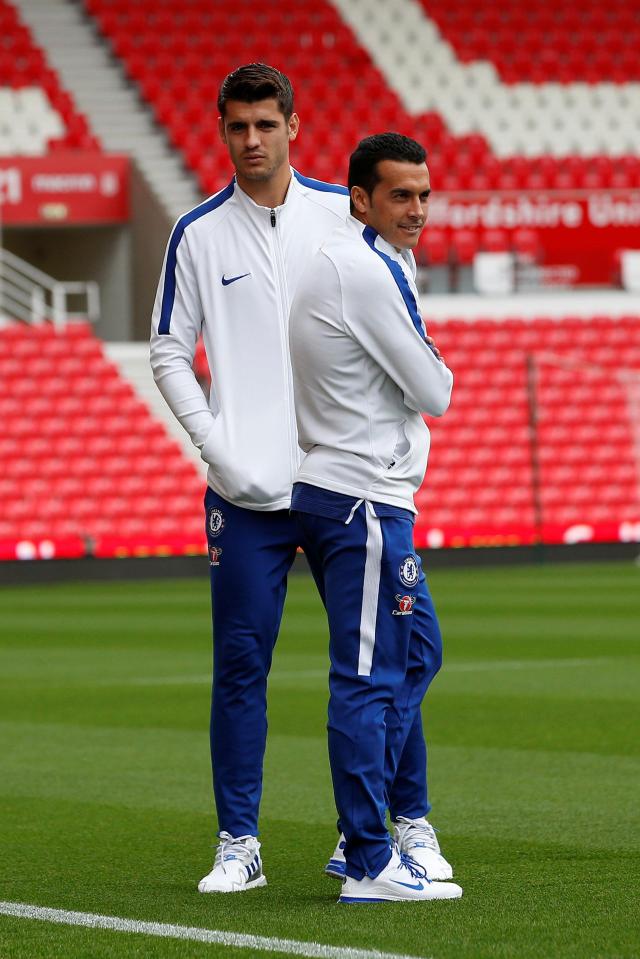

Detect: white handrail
[0,247,100,327]
[0,247,62,290]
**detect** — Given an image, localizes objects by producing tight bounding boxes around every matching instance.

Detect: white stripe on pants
[357,502,383,677]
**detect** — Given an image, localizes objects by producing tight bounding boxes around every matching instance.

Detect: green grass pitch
[1,560,639,959]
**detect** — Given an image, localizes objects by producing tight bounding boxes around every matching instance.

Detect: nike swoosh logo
[221,272,251,286]
[390,879,424,891]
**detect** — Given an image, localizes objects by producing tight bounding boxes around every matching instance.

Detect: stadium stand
[0,0,100,154]
[343,0,640,160]
[83,0,420,195]
[424,0,640,85]
[2,0,640,560]
[0,323,205,560]
[187,315,640,552]
[4,315,639,560]
[419,315,640,548]
[81,0,640,271]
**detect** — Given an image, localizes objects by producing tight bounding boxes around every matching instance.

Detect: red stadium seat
[450,230,478,266]
[480,230,509,253]
[512,229,541,263]
[416,229,449,267]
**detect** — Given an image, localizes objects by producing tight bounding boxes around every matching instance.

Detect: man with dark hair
[151,65,451,895]
[347,132,428,209]
[289,133,462,902]
[217,62,294,120]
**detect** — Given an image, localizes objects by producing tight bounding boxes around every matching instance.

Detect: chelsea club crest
[208,507,225,537]
[399,555,419,588]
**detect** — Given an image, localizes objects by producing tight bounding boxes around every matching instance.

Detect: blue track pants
[292,501,443,879]
[205,488,434,839]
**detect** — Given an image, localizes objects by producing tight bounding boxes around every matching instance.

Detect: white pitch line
[122,674,212,686]
[118,669,327,686]
[116,657,614,686]
[446,656,614,673]
[0,901,431,959]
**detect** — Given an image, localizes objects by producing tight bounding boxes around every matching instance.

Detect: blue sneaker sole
[324,859,346,879]
[339,896,387,904]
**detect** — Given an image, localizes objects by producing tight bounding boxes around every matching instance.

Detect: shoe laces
[399,852,429,881]
[214,831,259,869]
[395,817,441,855]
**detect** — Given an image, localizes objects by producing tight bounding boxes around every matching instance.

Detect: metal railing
[0,247,100,327]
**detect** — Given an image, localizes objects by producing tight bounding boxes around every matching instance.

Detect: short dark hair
[218,63,294,120]
[348,133,427,208]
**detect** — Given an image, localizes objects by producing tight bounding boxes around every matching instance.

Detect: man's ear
[351,185,369,213]
[218,116,227,144]
[288,112,300,142]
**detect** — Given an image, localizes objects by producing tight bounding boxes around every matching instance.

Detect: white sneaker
[325,834,347,878]
[339,848,462,903]
[197,832,267,893]
[393,817,453,880]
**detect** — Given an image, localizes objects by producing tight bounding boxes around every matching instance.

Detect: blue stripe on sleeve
[361,225,426,342]
[293,170,349,195]
[158,180,235,335]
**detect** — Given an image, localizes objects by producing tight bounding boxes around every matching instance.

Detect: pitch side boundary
[0,900,431,959]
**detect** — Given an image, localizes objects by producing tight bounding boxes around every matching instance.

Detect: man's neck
[236,166,292,210]
[352,214,402,253]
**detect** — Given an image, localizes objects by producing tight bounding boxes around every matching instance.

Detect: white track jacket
[150,171,348,510]
[290,216,454,513]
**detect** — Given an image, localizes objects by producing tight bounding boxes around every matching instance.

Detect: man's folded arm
[343,278,453,417]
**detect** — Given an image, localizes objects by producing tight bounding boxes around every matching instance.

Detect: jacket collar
[232,170,296,220]
[350,216,416,277]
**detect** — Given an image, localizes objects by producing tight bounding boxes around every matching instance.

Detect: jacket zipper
[269,207,298,478]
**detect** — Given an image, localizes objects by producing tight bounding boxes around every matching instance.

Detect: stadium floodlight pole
[526,351,546,559]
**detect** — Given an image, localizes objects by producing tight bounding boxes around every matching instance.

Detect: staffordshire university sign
[428,189,640,284]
